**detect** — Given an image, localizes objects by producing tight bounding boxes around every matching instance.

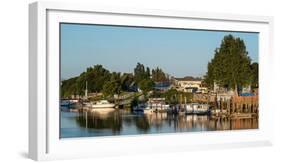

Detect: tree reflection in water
[76,109,122,134]
[71,109,258,137]
[135,116,150,132]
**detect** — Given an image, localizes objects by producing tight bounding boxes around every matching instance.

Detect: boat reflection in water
[75,108,122,134]
[60,109,258,138]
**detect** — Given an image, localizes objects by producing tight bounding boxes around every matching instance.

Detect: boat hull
[91,104,115,108]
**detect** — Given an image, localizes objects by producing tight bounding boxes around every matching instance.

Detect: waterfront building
[173,76,208,93]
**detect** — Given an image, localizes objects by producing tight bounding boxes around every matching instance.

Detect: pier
[212,95,258,118]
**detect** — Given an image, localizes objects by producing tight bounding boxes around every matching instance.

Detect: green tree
[86,65,111,92]
[250,62,258,88]
[120,73,134,91]
[146,67,151,78]
[161,89,192,104]
[61,77,78,98]
[152,67,168,82]
[162,88,178,104]
[102,72,122,97]
[134,62,150,83]
[204,35,253,95]
[61,65,111,97]
[102,81,121,97]
[138,79,154,94]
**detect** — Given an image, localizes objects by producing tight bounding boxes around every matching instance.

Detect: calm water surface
[60,108,258,138]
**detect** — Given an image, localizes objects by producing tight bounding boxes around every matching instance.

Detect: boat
[185,104,194,114]
[60,99,79,107]
[132,103,153,114]
[82,101,92,107]
[133,103,147,112]
[133,98,170,113]
[185,103,210,115]
[91,100,115,108]
[146,98,170,112]
[146,103,170,111]
[167,105,185,115]
[60,100,70,107]
[133,103,169,114]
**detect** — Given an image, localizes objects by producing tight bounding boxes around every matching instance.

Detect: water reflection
[60,109,258,138]
[76,109,122,134]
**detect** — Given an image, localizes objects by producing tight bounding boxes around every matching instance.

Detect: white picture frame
[29,1,274,161]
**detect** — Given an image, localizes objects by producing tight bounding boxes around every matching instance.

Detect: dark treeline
[61,63,169,98]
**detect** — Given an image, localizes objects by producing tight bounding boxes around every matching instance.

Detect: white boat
[143,108,154,114]
[146,98,170,112]
[91,100,115,108]
[185,104,194,114]
[185,103,210,115]
[146,103,170,111]
[133,103,168,114]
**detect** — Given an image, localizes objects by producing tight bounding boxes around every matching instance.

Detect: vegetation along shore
[61,35,259,118]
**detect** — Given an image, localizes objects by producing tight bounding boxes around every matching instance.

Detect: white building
[173,77,208,93]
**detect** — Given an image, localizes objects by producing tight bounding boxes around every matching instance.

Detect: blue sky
[60,23,259,80]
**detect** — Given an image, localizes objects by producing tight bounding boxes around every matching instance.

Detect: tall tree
[250,62,259,88]
[134,62,150,83]
[204,35,253,95]
[77,65,111,94]
[146,67,151,78]
[61,77,78,98]
[102,72,122,97]
[152,67,167,82]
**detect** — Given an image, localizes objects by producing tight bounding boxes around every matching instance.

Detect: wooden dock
[210,95,258,118]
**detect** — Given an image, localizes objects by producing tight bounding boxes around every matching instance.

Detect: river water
[60,108,258,138]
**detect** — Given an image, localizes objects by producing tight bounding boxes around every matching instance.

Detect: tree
[204,35,253,95]
[162,88,178,104]
[134,62,150,83]
[102,72,122,97]
[203,62,215,89]
[102,81,121,97]
[138,79,154,94]
[86,65,111,92]
[146,67,151,78]
[61,65,111,97]
[61,77,78,98]
[151,67,168,82]
[120,73,134,91]
[250,62,258,88]
[161,88,192,104]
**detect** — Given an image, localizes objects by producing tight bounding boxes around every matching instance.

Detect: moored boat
[133,103,154,114]
[146,98,170,112]
[60,99,79,107]
[91,100,115,109]
[133,103,147,112]
[185,103,210,115]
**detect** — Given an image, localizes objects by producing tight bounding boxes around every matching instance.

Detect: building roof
[174,76,202,81]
